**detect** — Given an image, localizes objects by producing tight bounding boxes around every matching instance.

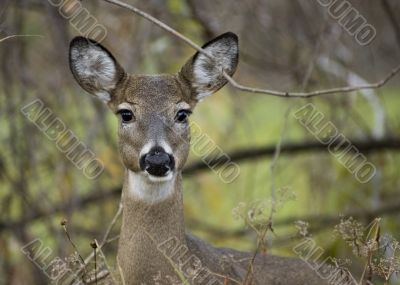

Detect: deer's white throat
[127,170,176,203]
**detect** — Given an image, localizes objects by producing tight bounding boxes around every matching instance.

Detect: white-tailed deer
[69,33,328,284]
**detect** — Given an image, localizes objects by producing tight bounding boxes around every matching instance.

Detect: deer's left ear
[180,32,239,101]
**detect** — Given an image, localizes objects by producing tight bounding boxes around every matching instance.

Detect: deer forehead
[111,74,193,112]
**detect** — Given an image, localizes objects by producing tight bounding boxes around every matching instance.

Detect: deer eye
[175,110,191,123]
[118,109,134,123]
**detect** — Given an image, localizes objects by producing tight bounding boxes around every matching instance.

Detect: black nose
[140,147,175,177]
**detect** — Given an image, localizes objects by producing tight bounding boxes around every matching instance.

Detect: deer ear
[69,37,125,102]
[180,32,239,101]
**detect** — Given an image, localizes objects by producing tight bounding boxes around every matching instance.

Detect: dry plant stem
[117,259,127,285]
[359,252,372,285]
[358,218,381,284]
[102,0,400,98]
[62,224,87,274]
[100,202,123,247]
[208,272,241,285]
[84,270,109,284]
[367,219,381,283]
[243,21,322,285]
[268,106,291,221]
[105,235,120,244]
[242,225,271,285]
[241,128,284,284]
[72,204,122,283]
[83,240,112,284]
[93,244,97,285]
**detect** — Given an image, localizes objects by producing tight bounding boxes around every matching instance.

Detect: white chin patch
[146,171,174,183]
[127,170,175,203]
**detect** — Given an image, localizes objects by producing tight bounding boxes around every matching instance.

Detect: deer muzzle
[140,146,175,177]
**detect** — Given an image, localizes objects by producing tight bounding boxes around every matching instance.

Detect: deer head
[69,33,238,202]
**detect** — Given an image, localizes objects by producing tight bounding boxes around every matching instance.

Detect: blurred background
[1,0,400,284]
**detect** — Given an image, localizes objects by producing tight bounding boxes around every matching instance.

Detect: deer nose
[140,147,175,177]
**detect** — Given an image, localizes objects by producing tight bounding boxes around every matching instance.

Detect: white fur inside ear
[192,41,238,99]
[71,46,117,101]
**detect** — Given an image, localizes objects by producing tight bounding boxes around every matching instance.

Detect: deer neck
[117,170,186,281]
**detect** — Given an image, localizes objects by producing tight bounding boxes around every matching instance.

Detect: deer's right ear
[69,37,125,102]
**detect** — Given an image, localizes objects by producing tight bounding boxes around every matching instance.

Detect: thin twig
[70,204,122,284]
[82,240,113,284]
[242,225,270,285]
[105,235,120,244]
[84,270,110,284]
[90,240,98,285]
[100,202,123,247]
[102,0,400,98]
[208,271,241,285]
[61,219,87,275]
[0,34,43,43]
[117,259,127,285]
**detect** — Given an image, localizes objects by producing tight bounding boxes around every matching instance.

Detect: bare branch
[183,137,400,174]
[1,137,399,232]
[0,34,43,43]
[102,0,400,98]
